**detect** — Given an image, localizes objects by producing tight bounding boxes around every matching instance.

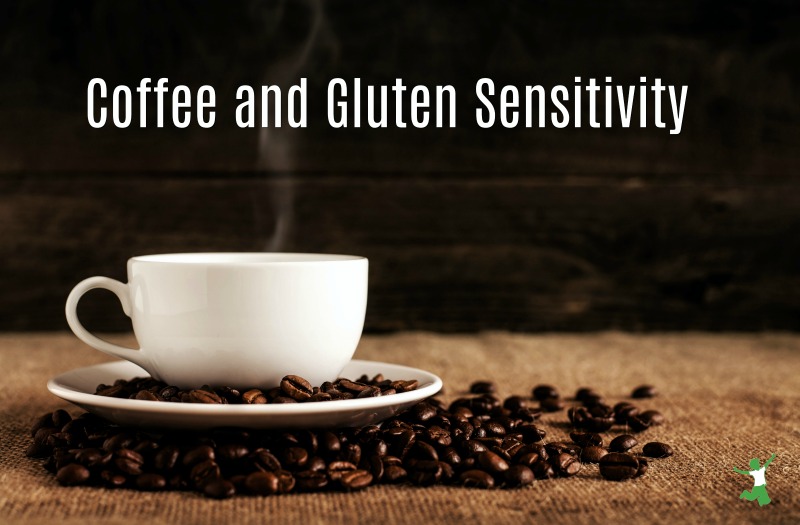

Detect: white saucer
[47,360,442,430]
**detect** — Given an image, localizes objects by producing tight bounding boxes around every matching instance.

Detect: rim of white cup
[130,253,367,265]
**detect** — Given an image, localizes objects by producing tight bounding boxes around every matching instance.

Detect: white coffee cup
[65,253,368,388]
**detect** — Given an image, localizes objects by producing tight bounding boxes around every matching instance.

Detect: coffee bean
[469,381,496,394]
[134,390,160,401]
[502,396,529,412]
[575,388,601,403]
[639,410,665,426]
[408,461,442,486]
[634,457,648,478]
[136,473,166,491]
[626,414,652,432]
[245,471,279,495]
[52,409,72,428]
[280,375,313,401]
[190,460,221,487]
[100,470,127,488]
[540,398,565,412]
[204,479,236,499]
[340,469,373,491]
[281,446,309,469]
[30,413,53,437]
[609,435,638,453]
[114,449,144,475]
[56,463,90,486]
[460,469,495,488]
[382,465,407,483]
[241,389,268,404]
[581,446,608,464]
[532,385,559,401]
[518,424,546,443]
[642,442,674,458]
[183,445,215,467]
[504,465,534,487]
[553,453,581,477]
[186,389,223,404]
[599,453,639,481]
[327,461,357,481]
[477,450,509,474]
[295,470,329,491]
[532,459,555,479]
[570,432,603,447]
[631,385,658,398]
[154,446,180,472]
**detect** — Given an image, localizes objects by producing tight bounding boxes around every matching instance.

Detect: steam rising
[259,0,333,252]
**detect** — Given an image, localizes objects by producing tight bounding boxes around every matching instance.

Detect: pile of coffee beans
[94,374,419,404]
[27,380,673,498]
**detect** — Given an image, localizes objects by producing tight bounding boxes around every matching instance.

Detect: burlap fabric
[0,332,798,524]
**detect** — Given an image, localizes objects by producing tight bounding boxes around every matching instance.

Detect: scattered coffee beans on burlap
[27,380,672,498]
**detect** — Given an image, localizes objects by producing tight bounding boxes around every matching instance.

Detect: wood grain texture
[1,173,798,332]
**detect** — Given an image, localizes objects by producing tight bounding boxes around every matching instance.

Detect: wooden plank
[1,173,798,332]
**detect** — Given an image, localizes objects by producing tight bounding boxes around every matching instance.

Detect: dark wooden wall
[1,1,799,332]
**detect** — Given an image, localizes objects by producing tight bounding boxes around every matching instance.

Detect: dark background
[1,0,799,332]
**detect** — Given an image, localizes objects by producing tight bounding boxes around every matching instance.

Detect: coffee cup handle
[65,277,148,369]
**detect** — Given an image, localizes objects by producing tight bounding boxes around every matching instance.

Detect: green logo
[733,453,776,507]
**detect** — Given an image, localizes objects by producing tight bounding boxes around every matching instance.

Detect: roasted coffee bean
[614,403,640,424]
[75,448,110,468]
[204,479,236,499]
[327,461,357,482]
[532,459,555,479]
[553,453,581,477]
[245,471,279,495]
[183,445,215,467]
[626,414,652,432]
[583,415,616,432]
[634,457,648,478]
[631,385,657,398]
[545,442,580,457]
[252,449,281,472]
[502,396,529,412]
[136,473,167,491]
[642,442,674,458]
[26,441,50,458]
[154,446,180,472]
[570,432,603,447]
[242,389,268,404]
[186,389,223,404]
[540,398,565,412]
[483,421,506,438]
[532,385,559,401]
[134,390,160,401]
[96,384,126,398]
[159,386,180,399]
[609,435,638,453]
[295,470,329,491]
[319,431,341,456]
[102,433,135,451]
[342,443,362,465]
[518,424,546,442]
[504,465,535,487]
[383,465,407,483]
[411,441,438,461]
[440,447,462,466]
[639,410,665,426]
[426,427,452,447]
[340,469,373,491]
[367,455,384,481]
[469,381,496,394]
[274,469,296,493]
[337,379,368,393]
[411,402,437,422]
[599,453,639,481]
[408,460,442,486]
[56,463,90,486]
[30,413,53,437]
[385,428,415,458]
[281,375,313,401]
[100,470,127,488]
[575,388,601,403]
[581,446,608,464]
[190,460,221,487]
[282,446,309,469]
[52,409,72,428]
[514,452,540,467]
[477,450,509,474]
[460,469,495,488]
[114,449,144,475]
